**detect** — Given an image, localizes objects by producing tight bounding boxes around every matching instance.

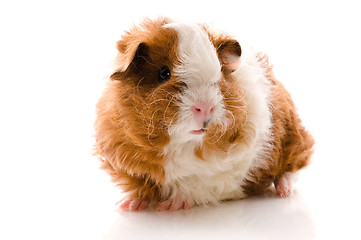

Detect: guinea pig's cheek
[166,107,200,142]
[168,111,197,137]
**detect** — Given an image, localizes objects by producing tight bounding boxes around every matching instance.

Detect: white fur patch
[165,21,225,143]
[165,21,221,86]
[162,22,273,206]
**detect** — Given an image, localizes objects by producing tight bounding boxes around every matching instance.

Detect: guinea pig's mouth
[190,129,206,135]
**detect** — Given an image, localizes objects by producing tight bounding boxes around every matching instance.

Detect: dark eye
[158,66,171,83]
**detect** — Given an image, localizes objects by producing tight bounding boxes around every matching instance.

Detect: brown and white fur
[94,18,315,211]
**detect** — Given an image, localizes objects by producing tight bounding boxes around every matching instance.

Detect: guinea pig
[94,17,315,211]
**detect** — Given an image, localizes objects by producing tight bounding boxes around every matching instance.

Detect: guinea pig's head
[110,18,246,148]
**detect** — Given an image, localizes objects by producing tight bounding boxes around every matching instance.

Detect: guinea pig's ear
[110,41,149,80]
[215,39,242,74]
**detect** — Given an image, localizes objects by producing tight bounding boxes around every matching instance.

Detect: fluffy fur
[94,17,314,211]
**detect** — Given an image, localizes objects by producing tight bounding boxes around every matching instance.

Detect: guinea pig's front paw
[117,198,148,211]
[156,199,192,211]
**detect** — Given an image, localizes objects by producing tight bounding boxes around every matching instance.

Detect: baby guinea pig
[94,17,315,211]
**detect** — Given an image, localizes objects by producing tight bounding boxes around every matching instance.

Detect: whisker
[148,98,171,105]
[224,99,243,103]
[147,108,162,145]
[151,88,177,100]
[208,124,222,142]
[136,77,148,106]
[167,112,179,132]
[225,109,236,130]
[163,96,174,121]
[210,122,227,144]
[227,105,246,111]
[223,97,243,101]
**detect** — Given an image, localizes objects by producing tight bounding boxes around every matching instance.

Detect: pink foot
[274,172,294,198]
[117,198,148,211]
[156,199,192,211]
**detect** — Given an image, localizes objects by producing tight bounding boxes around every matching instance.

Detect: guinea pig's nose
[191,102,215,127]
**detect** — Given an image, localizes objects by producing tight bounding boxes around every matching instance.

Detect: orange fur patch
[95,18,183,201]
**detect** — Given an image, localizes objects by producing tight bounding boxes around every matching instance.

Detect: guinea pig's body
[95,18,314,211]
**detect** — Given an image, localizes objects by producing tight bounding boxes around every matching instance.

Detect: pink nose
[191,102,215,128]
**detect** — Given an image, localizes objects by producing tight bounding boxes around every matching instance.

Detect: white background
[1,0,361,239]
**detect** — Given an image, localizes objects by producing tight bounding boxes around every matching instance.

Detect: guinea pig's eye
[158,66,171,83]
